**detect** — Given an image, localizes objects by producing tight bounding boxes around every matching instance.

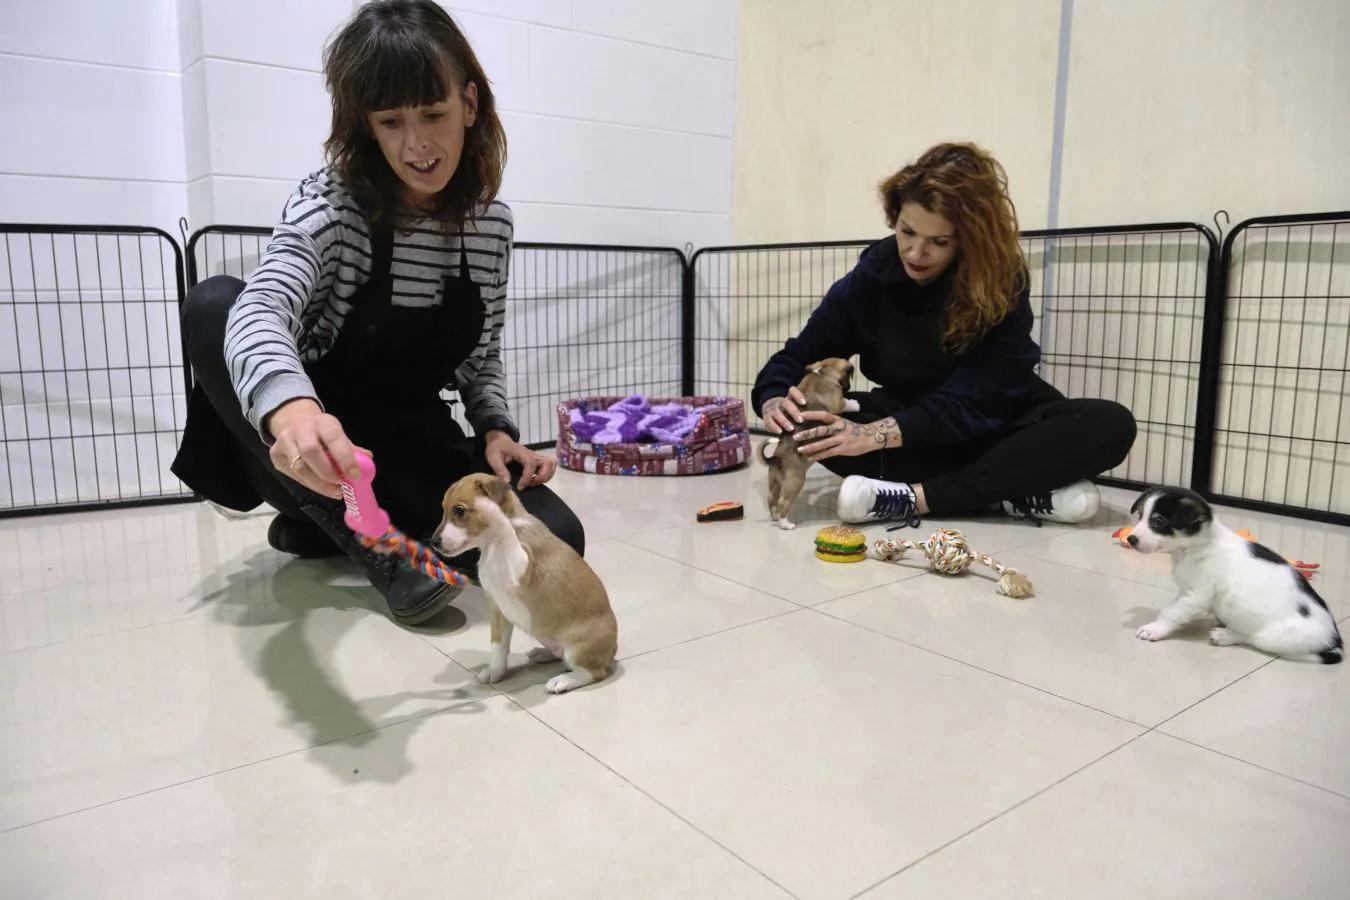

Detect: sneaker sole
[391,582,464,626]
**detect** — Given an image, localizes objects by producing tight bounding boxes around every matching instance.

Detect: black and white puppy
[1129,486,1343,664]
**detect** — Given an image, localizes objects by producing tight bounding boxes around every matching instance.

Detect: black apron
[175,230,486,538]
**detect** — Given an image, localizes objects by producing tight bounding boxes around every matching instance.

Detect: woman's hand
[266,399,369,499]
[485,430,558,490]
[794,413,901,462]
[761,388,809,434]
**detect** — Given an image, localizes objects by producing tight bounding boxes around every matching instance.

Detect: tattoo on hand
[854,418,900,448]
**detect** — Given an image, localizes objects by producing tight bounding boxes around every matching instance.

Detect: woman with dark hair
[752,142,1137,528]
[172,0,581,625]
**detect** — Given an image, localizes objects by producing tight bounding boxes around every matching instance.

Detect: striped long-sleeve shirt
[223,168,517,442]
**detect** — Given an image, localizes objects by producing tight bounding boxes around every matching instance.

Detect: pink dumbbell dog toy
[340,451,391,538]
[339,451,470,588]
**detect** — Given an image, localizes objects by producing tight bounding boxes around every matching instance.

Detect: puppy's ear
[805,359,828,373]
[1130,487,1156,518]
[475,475,513,508]
[1174,495,1212,534]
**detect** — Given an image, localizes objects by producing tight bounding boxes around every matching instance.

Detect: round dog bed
[554,395,751,476]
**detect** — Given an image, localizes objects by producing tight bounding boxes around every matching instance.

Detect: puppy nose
[1127,535,1139,548]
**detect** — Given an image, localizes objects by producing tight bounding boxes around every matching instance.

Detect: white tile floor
[2,460,1348,899]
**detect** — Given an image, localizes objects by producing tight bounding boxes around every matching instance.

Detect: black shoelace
[872,487,922,530]
[1006,492,1054,527]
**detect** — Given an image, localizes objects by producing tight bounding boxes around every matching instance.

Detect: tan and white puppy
[760,357,861,530]
[433,473,618,693]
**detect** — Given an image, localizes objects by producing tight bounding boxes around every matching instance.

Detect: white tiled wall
[0,0,187,237]
[2,0,738,242]
[184,1,737,246]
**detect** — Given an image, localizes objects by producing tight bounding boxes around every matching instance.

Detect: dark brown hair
[321,0,506,231]
[879,142,1027,353]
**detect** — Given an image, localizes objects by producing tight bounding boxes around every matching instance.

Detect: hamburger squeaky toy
[815,525,867,563]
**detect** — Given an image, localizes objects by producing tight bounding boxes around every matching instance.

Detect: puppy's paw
[545,671,583,696]
[1209,627,1240,646]
[528,646,560,665]
[476,664,507,685]
[1136,621,1171,642]
[545,671,599,696]
[842,398,861,413]
[776,517,796,531]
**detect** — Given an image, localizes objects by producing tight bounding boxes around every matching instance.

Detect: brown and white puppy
[433,473,618,693]
[759,357,861,530]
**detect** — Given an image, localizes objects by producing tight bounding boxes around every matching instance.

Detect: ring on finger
[288,452,304,470]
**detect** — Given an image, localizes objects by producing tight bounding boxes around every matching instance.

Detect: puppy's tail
[1290,647,1343,665]
[1289,634,1342,665]
[757,437,779,466]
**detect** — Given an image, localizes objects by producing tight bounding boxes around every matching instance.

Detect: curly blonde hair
[879,142,1027,353]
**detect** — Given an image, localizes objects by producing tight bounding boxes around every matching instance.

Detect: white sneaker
[1000,480,1100,525]
[836,475,922,528]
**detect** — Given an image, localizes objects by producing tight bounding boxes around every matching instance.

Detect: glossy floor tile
[857,732,1350,899]
[2,463,1348,898]
[1161,655,1350,797]
[519,609,1144,900]
[0,696,793,900]
[818,551,1272,726]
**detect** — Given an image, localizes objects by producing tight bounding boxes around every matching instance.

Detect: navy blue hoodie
[750,236,1059,447]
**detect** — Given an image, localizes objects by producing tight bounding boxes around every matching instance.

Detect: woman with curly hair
[752,142,1136,528]
[172,0,581,625]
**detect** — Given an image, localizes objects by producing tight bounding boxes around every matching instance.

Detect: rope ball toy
[870,527,1034,598]
[339,451,470,588]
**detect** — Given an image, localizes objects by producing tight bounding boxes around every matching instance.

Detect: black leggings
[180,276,585,554]
[820,396,1137,515]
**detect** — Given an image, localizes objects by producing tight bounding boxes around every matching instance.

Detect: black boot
[267,514,343,559]
[299,498,464,625]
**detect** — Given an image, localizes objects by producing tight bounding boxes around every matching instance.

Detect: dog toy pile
[339,452,470,588]
[568,395,720,445]
[814,525,868,563]
[871,528,1035,598]
[1111,525,1319,578]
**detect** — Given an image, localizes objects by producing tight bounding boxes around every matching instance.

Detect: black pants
[180,276,585,554]
[821,396,1137,515]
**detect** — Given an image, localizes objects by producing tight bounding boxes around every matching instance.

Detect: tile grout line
[0,693,493,837]
[609,534,930,607]
[1153,732,1350,801]
[537,605,810,672]
[844,732,1144,900]
[1147,655,1278,730]
[806,606,1152,729]
[500,691,803,900]
[445,11,736,63]
[849,654,1337,897]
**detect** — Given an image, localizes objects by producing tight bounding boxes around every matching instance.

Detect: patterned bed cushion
[554,396,752,476]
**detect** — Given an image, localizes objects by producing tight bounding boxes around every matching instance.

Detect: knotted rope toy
[870,527,1034,598]
[339,452,470,588]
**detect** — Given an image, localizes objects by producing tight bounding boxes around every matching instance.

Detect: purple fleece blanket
[568,396,718,445]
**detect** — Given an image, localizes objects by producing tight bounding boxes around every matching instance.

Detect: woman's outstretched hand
[794,413,901,462]
[266,398,370,499]
[485,430,558,490]
[761,387,809,434]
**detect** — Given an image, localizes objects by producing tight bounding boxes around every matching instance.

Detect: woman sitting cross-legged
[751,142,1137,529]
